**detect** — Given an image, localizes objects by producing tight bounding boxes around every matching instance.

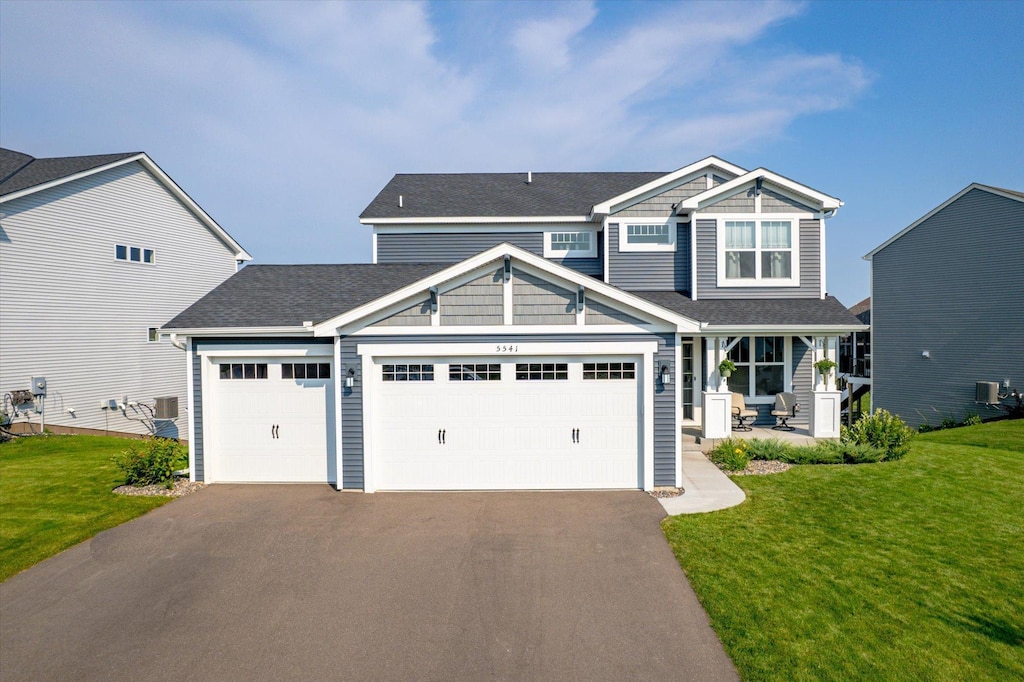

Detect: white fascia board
[862,183,1024,260]
[350,323,676,336]
[314,242,702,336]
[1,154,253,261]
[591,156,748,215]
[160,326,312,337]
[373,223,594,234]
[360,215,592,225]
[701,324,869,334]
[680,169,842,212]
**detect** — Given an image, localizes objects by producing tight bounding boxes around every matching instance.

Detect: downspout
[169,333,187,351]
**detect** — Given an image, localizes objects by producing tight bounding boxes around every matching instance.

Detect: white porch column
[702,336,732,439]
[810,336,841,438]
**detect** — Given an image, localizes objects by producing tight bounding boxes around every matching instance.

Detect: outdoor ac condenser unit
[976,381,999,404]
[154,396,178,419]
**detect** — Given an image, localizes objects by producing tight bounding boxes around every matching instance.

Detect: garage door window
[583,362,635,380]
[382,364,434,381]
[515,363,568,380]
[219,363,268,380]
[449,363,501,381]
[282,362,331,379]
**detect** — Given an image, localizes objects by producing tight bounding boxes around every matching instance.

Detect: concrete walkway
[659,450,746,515]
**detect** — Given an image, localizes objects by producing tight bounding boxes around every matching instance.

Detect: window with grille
[449,363,501,381]
[382,364,434,381]
[219,363,268,380]
[282,363,331,379]
[582,362,636,380]
[515,363,568,380]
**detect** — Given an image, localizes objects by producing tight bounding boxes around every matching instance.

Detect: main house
[0,147,250,438]
[164,156,864,491]
[865,184,1023,428]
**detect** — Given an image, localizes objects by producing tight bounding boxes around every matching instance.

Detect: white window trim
[726,336,792,404]
[618,219,677,253]
[115,244,156,265]
[543,229,597,258]
[715,215,801,287]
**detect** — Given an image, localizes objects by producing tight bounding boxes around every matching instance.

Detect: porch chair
[731,392,757,431]
[771,392,800,431]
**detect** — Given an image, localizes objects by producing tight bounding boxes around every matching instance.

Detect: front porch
[683,424,819,450]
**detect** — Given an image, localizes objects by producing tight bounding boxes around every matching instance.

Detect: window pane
[143,249,155,263]
[762,251,791,278]
[130,247,141,261]
[551,232,591,251]
[307,363,319,379]
[148,327,158,342]
[761,221,791,248]
[730,366,751,395]
[725,221,756,248]
[220,364,230,379]
[294,363,306,379]
[319,363,330,379]
[243,363,255,379]
[725,251,756,278]
[256,364,268,379]
[231,364,243,380]
[282,364,293,379]
[755,365,785,395]
[116,245,127,260]
[728,337,750,364]
[627,223,670,244]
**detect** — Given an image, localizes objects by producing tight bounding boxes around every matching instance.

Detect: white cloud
[0,0,873,266]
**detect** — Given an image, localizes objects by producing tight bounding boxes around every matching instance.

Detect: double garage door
[371,357,641,490]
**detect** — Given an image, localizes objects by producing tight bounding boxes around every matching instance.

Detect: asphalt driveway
[1,487,737,681]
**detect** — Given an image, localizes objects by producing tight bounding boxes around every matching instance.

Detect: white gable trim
[591,156,747,216]
[863,183,1024,260]
[679,169,842,212]
[361,215,593,225]
[312,243,701,336]
[0,153,252,261]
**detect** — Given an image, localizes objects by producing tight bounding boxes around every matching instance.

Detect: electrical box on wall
[11,390,34,405]
[154,396,178,419]
[29,377,47,396]
[99,399,118,410]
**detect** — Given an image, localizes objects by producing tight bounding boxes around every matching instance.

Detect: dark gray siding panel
[763,189,816,213]
[340,332,674,490]
[440,269,503,325]
[872,189,1024,427]
[608,222,691,291]
[653,333,677,487]
[702,188,755,213]
[695,218,821,299]
[377,231,603,277]
[192,348,204,482]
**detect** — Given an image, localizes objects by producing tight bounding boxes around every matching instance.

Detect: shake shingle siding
[872,188,1024,427]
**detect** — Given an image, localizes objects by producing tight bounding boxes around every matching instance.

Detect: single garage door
[372,357,640,490]
[207,358,335,482]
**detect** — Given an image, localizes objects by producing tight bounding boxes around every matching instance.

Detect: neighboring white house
[864,184,1024,428]
[0,147,250,439]
[164,157,865,490]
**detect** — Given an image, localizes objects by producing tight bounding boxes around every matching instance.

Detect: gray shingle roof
[0,147,140,196]
[632,291,865,327]
[164,263,449,329]
[360,172,667,219]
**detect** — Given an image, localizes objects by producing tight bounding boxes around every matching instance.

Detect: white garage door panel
[208,359,334,483]
[373,358,640,490]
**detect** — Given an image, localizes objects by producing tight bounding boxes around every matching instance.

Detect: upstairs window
[544,230,596,258]
[718,218,798,286]
[116,244,155,264]
[619,220,676,252]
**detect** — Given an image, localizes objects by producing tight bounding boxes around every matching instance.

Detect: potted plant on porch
[814,358,837,387]
[718,359,736,378]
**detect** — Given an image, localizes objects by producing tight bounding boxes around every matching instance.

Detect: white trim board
[679,169,842,212]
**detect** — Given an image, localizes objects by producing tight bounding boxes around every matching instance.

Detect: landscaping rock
[113,479,205,498]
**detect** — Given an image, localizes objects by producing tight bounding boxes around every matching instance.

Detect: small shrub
[746,438,792,461]
[963,413,983,426]
[707,438,752,471]
[113,438,186,488]
[788,441,844,465]
[841,409,915,460]
[941,414,958,430]
[918,423,935,433]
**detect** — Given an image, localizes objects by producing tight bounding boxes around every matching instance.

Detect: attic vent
[527,171,532,184]
[398,194,403,208]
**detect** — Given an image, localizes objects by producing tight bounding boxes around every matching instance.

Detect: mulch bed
[113,479,206,497]
[727,460,792,476]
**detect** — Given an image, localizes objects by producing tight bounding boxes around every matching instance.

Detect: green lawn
[0,435,172,581]
[663,420,1024,681]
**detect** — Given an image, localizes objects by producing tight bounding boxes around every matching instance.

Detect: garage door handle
[572,428,579,443]
[442,429,446,444]
[438,428,445,445]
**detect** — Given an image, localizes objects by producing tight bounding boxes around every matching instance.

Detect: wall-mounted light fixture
[577,286,585,313]
[345,368,355,388]
[503,254,511,282]
[922,350,931,359]
[67,407,76,416]
[660,365,672,385]
[429,287,438,313]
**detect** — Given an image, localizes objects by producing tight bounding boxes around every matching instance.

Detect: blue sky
[2,0,1021,306]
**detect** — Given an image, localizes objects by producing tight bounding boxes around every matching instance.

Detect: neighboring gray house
[164,157,864,491]
[865,184,1024,428]
[0,147,251,438]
